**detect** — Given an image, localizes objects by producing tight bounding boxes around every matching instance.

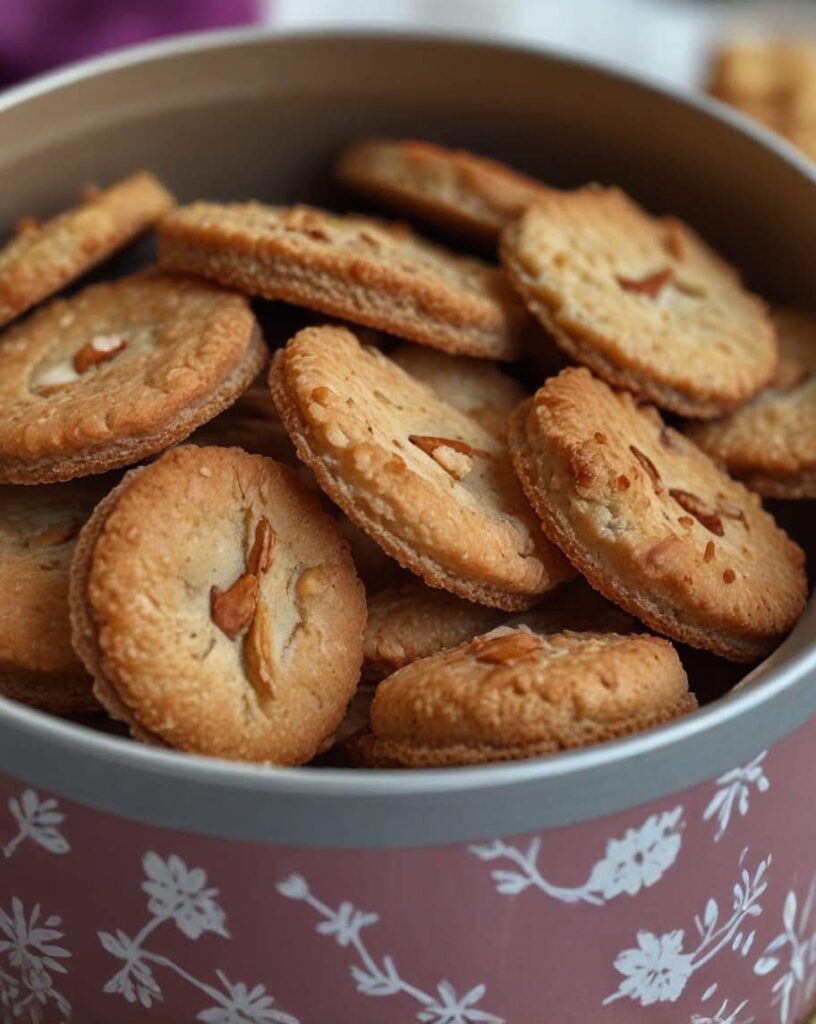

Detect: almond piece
[243,599,275,699]
[616,268,672,298]
[409,435,493,460]
[210,573,259,639]
[630,445,662,493]
[74,334,127,374]
[472,631,541,664]
[247,517,276,576]
[669,489,724,537]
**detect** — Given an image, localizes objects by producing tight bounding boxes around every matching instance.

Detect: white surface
[271,0,816,89]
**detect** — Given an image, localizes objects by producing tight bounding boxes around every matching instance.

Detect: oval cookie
[269,325,573,611]
[69,446,366,763]
[0,171,174,328]
[158,202,531,360]
[336,138,550,243]
[352,628,695,767]
[689,307,816,498]
[501,186,776,417]
[509,367,807,661]
[0,272,266,484]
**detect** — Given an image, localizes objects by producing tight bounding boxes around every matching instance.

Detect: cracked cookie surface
[501,186,776,417]
[0,271,266,483]
[509,367,807,660]
[689,307,816,498]
[68,445,366,763]
[0,170,174,327]
[352,627,695,767]
[269,324,573,611]
[158,202,532,360]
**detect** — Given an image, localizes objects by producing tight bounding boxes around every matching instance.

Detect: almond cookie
[0,171,174,328]
[335,138,551,243]
[0,271,266,484]
[69,445,366,763]
[270,325,573,611]
[501,186,776,417]
[509,367,807,661]
[363,577,634,681]
[688,308,816,498]
[0,478,113,715]
[158,202,531,361]
[352,628,695,767]
[391,343,527,438]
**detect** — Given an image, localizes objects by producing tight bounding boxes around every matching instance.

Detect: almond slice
[471,631,541,664]
[409,435,493,460]
[669,489,724,537]
[210,573,259,639]
[630,445,662,493]
[616,268,672,298]
[74,334,127,374]
[247,517,276,576]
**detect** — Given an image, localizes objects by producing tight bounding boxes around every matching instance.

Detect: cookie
[69,445,366,763]
[351,627,695,767]
[0,271,267,484]
[335,138,551,243]
[509,367,807,661]
[391,343,527,438]
[0,171,174,328]
[270,325,573,610]
[157,202,531,361]
[363,577,634,681]
[501,186,776,417]
[689,309,816,499]
[0,478,114,715]
[709,42,816,159]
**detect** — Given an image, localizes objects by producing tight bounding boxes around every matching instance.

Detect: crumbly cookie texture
[391,342,527,439]
[69,446,366,763]
[689,308,816,498]
[157,201,532,361]
[269,324,573,611]
[363,577,635,681]
[509,367,807,661]
[352,627,695,767]
[0,478,114,714]
[335,138,551,243]
[501,186,777,417]
[0,170,174,327]
[0,271,266,484]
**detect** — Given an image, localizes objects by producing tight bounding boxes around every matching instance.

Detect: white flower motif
[4,790,69,858]
[142,852,228,939]
[704,753,770,842]
[0,899,71,1020]
[99,930,162,1008]
[276,875,310,901]
[196,970,299,1024]
[417,982,504,1024]
[754,876,816,1023]
[586,807,683,899]
[691,997,752,1023]
[609,930,694,1006]
[316,902,379,947]
[470,805,683,905]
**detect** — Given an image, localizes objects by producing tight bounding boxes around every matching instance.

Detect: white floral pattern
[2,791,69,860]
[0,899,71,1021]
[754,875,816,1024]
[704,754,770,843]
[604,852,769,1007]
[98,852,297,1023]
[277,874,504,1024]
[691,996,753,1023]
[470,806,683,904]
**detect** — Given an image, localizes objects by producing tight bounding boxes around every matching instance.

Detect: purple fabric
[0,0,261,86]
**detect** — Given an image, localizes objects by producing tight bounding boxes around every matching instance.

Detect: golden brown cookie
[335,138,551,243]
[391,343,527,438]
[363,577,635,681]
[69,445,366,763]
[270,325,573,611]
[0,478,114,715]
[501,186,776,417]
[509,367,807,661]
[158,202,531,361]
[0,271,266,484]
[352,627,695,768]
[688,308,816,498]
[0,171,174,328]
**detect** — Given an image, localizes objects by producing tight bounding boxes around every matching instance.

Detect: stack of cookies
[0,141,810,769]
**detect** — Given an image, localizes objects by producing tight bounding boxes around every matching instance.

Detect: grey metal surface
[0,28,814,849]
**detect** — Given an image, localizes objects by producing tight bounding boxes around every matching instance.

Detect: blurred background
[0,0,812,88]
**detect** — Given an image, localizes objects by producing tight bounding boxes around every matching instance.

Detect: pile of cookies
[709,40,816,161]
[0,142,810,769]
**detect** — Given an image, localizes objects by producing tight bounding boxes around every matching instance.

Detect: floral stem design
[470,806,684,906]
[2,790,70,860]
[0,898,72,1020]
[277,874,504,1024]
[754,876,816,1024]
[704,753,770,842]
